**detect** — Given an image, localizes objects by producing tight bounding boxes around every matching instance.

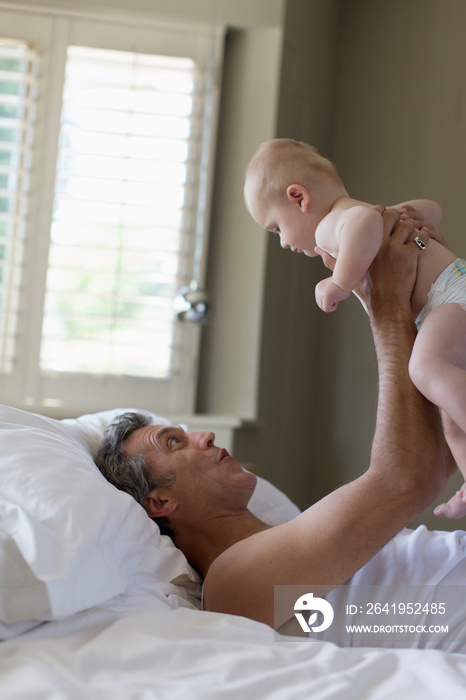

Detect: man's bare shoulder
[202,521,295,626]
[202,475,430,626]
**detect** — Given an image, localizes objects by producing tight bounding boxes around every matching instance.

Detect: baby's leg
[409,304,466,518]
[409,304,466,434]
[434,414,466,519]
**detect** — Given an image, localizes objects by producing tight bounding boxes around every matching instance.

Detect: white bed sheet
[1,602,466,700]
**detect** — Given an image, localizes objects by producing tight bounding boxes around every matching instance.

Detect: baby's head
[244,138,341,215]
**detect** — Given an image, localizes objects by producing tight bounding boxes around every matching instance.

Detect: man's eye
[168,436,180,448]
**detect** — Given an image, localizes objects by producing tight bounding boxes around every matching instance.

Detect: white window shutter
[41,47,201,380]
[0,39,38,374]
[0,12,224,417]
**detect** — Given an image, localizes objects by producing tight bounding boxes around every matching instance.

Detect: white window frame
[0,4,223,417]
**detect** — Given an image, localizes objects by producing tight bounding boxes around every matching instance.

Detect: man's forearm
[369,294,446,512]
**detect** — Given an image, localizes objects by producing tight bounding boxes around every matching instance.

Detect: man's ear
[142,489,177,519]
[286,184,310,212]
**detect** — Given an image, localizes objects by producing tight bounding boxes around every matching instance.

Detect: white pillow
[0,404,300,639]
[0,405,194,638]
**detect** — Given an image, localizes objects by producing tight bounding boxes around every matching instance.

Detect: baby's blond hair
[244,138,341,208]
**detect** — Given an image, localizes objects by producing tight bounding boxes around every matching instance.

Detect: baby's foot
[434,484,466,519]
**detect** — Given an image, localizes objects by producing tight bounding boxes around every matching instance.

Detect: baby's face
[248,195,319,257]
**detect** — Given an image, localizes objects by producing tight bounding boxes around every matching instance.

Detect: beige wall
[9,0,285,29]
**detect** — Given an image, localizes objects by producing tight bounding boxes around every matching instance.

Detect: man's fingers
[380,207,402,241]
[379,208,433,251]
[401,224,431,250]
[410,226,430,249]
[387,215,418,244]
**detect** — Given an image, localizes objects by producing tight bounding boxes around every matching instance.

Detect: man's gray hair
[95,411,176,537]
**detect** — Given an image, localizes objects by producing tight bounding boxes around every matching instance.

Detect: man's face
[124,425,257,515]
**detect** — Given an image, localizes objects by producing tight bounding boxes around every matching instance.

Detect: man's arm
[204,211,448,627]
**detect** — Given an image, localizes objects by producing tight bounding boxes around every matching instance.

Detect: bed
[1,403,466,699]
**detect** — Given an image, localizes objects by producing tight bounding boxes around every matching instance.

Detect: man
[96,209,453,631]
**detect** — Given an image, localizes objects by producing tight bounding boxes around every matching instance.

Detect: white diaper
[415,258,466,329]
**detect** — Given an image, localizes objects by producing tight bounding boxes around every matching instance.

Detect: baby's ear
[286,184,309,212]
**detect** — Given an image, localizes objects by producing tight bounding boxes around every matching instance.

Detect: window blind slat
[0,116,35,130]
[0,71,38,85]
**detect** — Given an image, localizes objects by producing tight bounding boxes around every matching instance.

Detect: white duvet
[2,603,466,700]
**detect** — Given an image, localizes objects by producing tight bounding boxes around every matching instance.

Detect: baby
[244,138,466,519]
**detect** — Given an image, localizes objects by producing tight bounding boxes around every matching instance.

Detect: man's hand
[356,207,430,317]
[315,276,350,312]
[398,204,449,249]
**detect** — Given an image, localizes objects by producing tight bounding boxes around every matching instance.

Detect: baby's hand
[315,277,350,313]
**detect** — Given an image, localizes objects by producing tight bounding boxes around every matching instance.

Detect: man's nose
[191,431,215,448]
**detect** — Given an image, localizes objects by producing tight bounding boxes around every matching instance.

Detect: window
[0,7,223,416]
[43,46,197,379]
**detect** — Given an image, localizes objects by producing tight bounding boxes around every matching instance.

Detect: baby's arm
[315,206,383,312]
[392,199,442,228]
